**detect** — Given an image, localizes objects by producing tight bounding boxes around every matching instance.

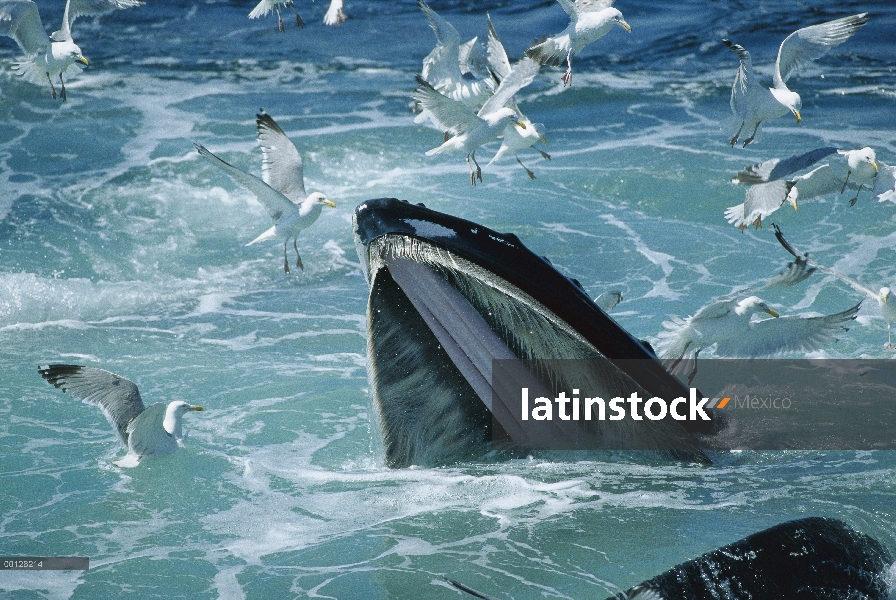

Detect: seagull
[248,0,304,30]
[413,57,538,185]
[484,14,549,180]
[416,0,494,110]
[0,0,143,100]
[725,147,880,229]
[195,111,336,273]
[774,224,896,349]
[322,0,346,26]
[656,258,859,382]
[525,0,631,86]
[721,13,868,147]
[38,364,203,467]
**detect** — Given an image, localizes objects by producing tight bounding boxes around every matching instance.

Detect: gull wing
[707,257,815,307]
[722,39,755,118]
[872,161,896,203]
[715,302,859,357]
[256,111,306,203]
[125,403,171,458]
[739,179,792,227]
[787,164,844,205]
[773,13,868,88]
[478,56,540,117]
[418,0,460,49]
[54,0,143,41]
[732,146,839,185]
[574,0,616,13]
[485,14,511,81]
[38,364,145,446]
[323,0,345,26]
[0,0,49,56]
[773,224,880,299]
[413,75,481,137]
[195,143,297,222]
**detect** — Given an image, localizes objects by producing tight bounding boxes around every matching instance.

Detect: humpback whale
[609,517,893,599]
[446,517,894,599]
[353,198,714,468]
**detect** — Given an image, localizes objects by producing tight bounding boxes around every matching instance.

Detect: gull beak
[515,121,527,129]
[323,200,336,208]
[77,55,89,66]
[872,161,879,173]
[190,405,204,411]
[619,19,632,32]
[765,308,780,318]
[789,197,798,212]
[883,295,888,304]
[793,110,801,124]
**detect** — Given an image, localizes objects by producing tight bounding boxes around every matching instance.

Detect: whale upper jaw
[354,198,709,468]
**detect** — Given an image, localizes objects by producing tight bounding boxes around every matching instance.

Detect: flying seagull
[656,258,859,382]
[525,0,631,86]
[721,13,868,147]
[413,58,537,185]
[195,111,335,273]
[0,0,143,100]
[725,147,880,229]
[38,364,203,467]
[775,224,896,349]
[484,14,549,180]
[416,0,494,111]
[249,0,304,30]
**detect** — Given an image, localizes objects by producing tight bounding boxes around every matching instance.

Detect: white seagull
[484,14,549,180]
[774,224,896,349]
[322,0,346,26]
[0,0,143,100]
[38,364,203,467]
[525,0,631,86]
[656,259,859,382]
[416,0,494,110]
[413,56,538,185]
[195,111,336,273]
[725,147,880,229]
[721,13,868,147]
[249,0,302,30]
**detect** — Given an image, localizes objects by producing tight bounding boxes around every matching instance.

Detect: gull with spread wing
[413,54,539,185]
[775,224,896,349]
[725,147,881,230]
[525,0,631,86]
[722,13,867,147]
[656,258,859,382]
[484,14,549,180]
[38,364,203,467]
[0,0,142,100]
[195,111,335,273]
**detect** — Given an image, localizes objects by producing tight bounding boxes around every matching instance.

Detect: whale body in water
[447,517,894,599]
[353,198,715,468]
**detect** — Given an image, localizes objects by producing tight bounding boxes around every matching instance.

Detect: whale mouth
[354,198,708,468]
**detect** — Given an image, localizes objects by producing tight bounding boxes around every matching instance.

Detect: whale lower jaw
[363,231,705,468]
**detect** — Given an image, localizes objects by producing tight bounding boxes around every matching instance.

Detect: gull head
[845,147,878,175]
[162,400,203,437]
[770,87,801,123]
[484,107,522,128]
[880,287,891,304]
[737,296,780,318]
[610,10,632,33]
[53,39,89,66]
[308,192,336,209]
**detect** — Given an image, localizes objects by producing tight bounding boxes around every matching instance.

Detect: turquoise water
[2,0,895,597]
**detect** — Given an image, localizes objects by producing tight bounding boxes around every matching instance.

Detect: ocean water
[1,0,895,598]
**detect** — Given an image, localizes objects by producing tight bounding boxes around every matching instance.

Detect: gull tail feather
[246,225,278,246]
